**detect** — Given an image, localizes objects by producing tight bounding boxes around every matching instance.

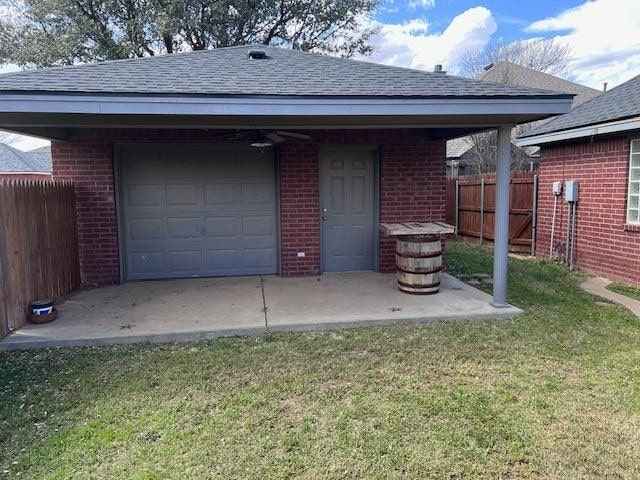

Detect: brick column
[51,140,120,286]
[278,141,321,276]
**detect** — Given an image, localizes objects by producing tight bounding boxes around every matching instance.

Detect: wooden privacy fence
[446,172,539,254]
[0,180,81,338]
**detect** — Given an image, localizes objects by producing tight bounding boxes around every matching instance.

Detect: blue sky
[368,0,640,90]
[377,0,585,43]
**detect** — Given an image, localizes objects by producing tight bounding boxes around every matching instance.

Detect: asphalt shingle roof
[0,45,572,98]
[448,61,594,156]
[521,73,640,137]
[446,137,473,158]
[479,62,601,108]
[0,144,51,173]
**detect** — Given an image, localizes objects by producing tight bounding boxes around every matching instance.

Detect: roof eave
[517,115,640,146]
[0,92,573,117]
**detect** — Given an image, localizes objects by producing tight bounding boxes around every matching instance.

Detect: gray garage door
[119,144,278,281]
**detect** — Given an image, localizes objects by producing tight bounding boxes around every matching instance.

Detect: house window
[629,139,640,224]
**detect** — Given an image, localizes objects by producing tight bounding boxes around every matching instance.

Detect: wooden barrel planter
[395,235,442,294]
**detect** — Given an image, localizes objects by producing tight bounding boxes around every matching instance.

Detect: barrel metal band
[396,265,443,275]
[397,280,441,289]
[395,250,442,259]
[398,288,440,296]
[397,235,440,242]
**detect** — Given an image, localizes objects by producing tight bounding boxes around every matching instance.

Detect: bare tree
[458,38,572,174]
[460,38,572,80]
[463,130,535,175]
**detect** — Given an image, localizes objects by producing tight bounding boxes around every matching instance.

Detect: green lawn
[1,242,640,479]
[607,281,640,302]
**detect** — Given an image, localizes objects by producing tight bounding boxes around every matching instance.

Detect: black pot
[31,299,54,315]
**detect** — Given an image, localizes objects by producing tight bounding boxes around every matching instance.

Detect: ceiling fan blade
[275,131,311,140]
[262,131,286,143]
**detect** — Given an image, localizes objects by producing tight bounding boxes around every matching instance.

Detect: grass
[607,281,640,302]
[1,241,640,479]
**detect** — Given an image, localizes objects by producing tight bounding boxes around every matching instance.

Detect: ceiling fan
[250,130,311,147]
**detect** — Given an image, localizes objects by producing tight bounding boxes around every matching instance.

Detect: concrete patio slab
[264,273,521,330]
[0,272,521,351]
[1,276,267,350]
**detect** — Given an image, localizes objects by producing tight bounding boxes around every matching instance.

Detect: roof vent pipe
[248,50,267,60]
[603,82,608,92]
[433,64,446,74]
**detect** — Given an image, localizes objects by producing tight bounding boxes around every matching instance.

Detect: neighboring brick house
[519,73,640,285]
[0,45,572,306]
[0,143,51,180]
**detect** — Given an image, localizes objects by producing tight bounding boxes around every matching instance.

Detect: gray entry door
[320,147,376,272]
[119,144,278,281]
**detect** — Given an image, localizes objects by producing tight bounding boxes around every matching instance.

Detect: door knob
[322,216,327,221]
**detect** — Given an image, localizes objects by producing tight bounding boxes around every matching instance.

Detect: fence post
[479,178,485,245]
[455,179,460,238]
[532,174,538,256]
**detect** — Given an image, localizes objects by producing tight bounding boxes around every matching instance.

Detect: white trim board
[517,116,640,146]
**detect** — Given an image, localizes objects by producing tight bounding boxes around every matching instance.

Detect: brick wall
[51,140,119,286]
[278,129,446,275]
[279,140,321,275]
[51,128,447,285]
[378,133,446,272]
[536,134,640,285]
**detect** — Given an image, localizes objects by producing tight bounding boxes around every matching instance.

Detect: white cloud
[369,6,497,73]
[527,0,640,88]
[408,0,436,10]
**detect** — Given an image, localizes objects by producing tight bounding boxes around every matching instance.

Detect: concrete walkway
[580,277,640,318]
[0,272,521,351]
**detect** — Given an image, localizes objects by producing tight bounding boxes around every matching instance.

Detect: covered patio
[0,45,573,342]
[0,271,520,350]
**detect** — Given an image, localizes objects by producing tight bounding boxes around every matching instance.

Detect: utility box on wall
[565,180,579,202]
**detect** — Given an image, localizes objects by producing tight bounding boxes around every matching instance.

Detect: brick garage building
[0,45,572,306]
[519,74,640,285]
[51,128,446,286]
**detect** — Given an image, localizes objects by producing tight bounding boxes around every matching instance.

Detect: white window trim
[627,138,640,225]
